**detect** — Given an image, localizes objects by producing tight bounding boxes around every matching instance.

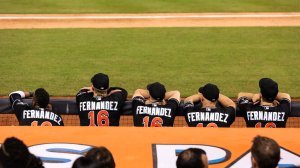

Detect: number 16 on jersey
[88,110,110,126]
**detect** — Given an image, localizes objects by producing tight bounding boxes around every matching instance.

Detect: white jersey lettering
[136,106,172,118]
[188,112,229,123]
[247,111,285,121]
[79,101,118,111]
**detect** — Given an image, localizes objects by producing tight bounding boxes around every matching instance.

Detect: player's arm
[165,91,181,113]
[237,92,261,104]
[9,91,33,105]
[218,94,236,109]
[237,92,255,100]
[109,87,127,96]
[184,93,203,104]
[276,92,291,102]
[164,90,180,102]
[109,89,121,95]
[109,87,128,101]
[182,93,201,115]
[237,92,255,114]
[78,87,93,93]
[76,87,93,97]
[9,91,32,121]
[76,87,93,104]
[132,89,150,99]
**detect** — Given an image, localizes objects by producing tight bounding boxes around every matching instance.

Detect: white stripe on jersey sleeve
[9,91,25,98]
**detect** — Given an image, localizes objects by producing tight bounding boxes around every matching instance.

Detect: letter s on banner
[29,143,93,168]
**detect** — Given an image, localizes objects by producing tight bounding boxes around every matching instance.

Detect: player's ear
[251,156,257,168]
[47,104,52,111]
[201,154,208,168]
[200,96,204,102]
[32,96,36,107]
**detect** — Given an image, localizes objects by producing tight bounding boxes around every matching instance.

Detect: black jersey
[238,97,290,128]
[132,96,179,127]
[9,92,64,126]
[76,89,127,126]
[183,102,235,127]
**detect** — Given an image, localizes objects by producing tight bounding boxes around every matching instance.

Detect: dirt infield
[0,12,300,29]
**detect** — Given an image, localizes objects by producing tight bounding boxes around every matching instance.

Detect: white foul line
[0,14,300,20]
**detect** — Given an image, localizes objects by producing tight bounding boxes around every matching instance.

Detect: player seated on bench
[76,73,127,126]
[9,88,64,126]
[183,83,236,127]
[132,82,180,127]
[237,78,291,128]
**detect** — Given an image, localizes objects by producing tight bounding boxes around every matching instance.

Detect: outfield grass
[0,0,300,14]
[0,27,299,97]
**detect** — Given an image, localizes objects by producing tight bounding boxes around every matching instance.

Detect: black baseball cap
[259,78,278,102]
[198,83,219,102]
[147,82,166,101]
[91,73,109,90]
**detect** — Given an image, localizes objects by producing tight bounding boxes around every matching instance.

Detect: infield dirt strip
[0,12,300,29]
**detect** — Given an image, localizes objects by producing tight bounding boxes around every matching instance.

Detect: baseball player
[131,82,180,127]
[183,83,236,127]
[9,88,64,126]
[237,78,291,128]
[76,73,127,126]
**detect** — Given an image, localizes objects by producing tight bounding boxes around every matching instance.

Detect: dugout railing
[0,98,300,127]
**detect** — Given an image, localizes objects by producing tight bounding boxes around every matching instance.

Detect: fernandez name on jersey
[246,111,285,122]
[136,106,172,118]
[187,111,229,123]
[22,109,63,125]
[79,101,118,112]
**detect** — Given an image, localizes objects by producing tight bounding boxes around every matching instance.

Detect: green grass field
[0,0,300,13]
[0,27,299,97]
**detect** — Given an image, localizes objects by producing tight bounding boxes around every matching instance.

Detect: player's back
[238,98,290,128]
[132,97,178,127]
[19,107,64,126]
[10,92,64,126]
[243,104,288,128]
[184,105,235,127]
[76,92,125,126]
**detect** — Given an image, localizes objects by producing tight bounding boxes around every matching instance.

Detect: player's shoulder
[224,106,236,112]
[183,101,194,110]
[237,96,251,105]
[132,96,145,103]
[279,98,291,104]
[223,106,236,116]
[77,92,93,100]
[12,99,29,110]
[106,89,126,100]
[104,92,124,101]
[166,98,180,107]
[14,99,28,106]
[277,99,291,112]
